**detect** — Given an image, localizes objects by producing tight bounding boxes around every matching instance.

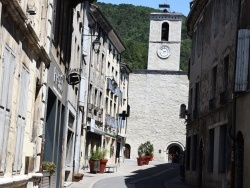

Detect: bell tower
[147,4,182,71]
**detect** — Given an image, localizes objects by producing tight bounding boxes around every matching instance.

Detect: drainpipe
[72,1,89,177]
[230,0,242,187]
[39,0,55,171]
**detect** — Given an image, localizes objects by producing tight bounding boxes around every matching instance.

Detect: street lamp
[93,37,101,53]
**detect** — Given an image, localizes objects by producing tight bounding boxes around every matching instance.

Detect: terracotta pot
[143,156,150,165]
[89,160,100,173]
[149,155,153,161]
[99,159,108,173]
[137,157,144,166]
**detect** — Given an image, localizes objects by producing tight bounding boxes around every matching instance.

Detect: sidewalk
[64,159,189,188]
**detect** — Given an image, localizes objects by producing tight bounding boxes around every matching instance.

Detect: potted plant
[145,141,154,161]
[89,149,101,173]
[42,161,57,173]
[137,143,145,166]
[99,148,108,173]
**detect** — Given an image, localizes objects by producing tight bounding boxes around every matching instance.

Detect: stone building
[126,8,189,163]
[186,0,250,187]
[83,4,129,167]
[0,0,50,187]
[0,0,129,187]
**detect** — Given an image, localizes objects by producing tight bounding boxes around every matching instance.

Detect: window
[108,62,110,75]
[13,66,30,173]
[186,137,191,170]
[197,20,203,58]
[223,55,229,92]
[219,125,227,173]
[94,89,98,106]
[101,53,104,75]
[161,22,169,41]
[66,126,74,166]
[191,31,197,64]
[194,82,200,118]
[100,91,103,108]
[110,101,112,115]
[189,88,193,114]
[212,66,217,98]
[89,84,92,104]
[208,128,215,172]
[105,98,108,113]
[192,135,198,171]
[0,47,16,174]
[109,43,112,54]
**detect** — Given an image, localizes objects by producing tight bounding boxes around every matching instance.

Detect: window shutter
[0,47,16,173]
[235,29,250,92]
[13,66,30,173]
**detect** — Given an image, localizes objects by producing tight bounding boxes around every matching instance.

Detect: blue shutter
[235,29,250,92]
[0,47,16,173]
[13,66,30,173]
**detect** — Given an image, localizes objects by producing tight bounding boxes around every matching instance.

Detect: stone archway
[166,142,184,163]
[235,131,244,188]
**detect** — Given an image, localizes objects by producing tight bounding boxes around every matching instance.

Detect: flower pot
[149,155,153,161]
[89,159,100,173]
[144,156,150,165]
[99,159,108,173]
[73,173,84,182]
[137,157,144,166]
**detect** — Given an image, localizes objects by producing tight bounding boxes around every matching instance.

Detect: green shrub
[42,161,57,173]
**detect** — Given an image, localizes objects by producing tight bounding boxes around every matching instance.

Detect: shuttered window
[13,66,30,173]
[235,29,250,92]
[0,47,16,174]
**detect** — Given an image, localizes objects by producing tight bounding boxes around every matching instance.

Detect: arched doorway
[124,144,131,159]
[235,132,244,188]
[167,143,184,163]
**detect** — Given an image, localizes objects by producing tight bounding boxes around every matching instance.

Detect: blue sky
[98,0,190,16]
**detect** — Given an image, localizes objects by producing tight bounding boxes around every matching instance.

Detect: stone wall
[126,71,189,162]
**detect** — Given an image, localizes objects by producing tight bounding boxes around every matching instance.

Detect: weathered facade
[84,4,129,166]
[186,0,250,187]
[126,9,189,162]
[0,0,129,187]
[0,0,50,187]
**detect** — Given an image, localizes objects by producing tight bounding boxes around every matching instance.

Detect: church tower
[147,5,182,71]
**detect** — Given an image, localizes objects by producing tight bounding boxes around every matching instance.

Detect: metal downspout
[72,1,89,176]
[39,0,55,171]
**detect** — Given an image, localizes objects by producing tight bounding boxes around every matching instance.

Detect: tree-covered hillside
[96,2,191,71]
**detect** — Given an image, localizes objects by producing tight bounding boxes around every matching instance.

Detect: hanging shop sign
[66,68,82,85]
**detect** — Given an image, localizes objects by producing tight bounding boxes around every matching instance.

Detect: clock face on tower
[157,45,170,59]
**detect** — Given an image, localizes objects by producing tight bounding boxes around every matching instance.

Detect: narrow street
[67,159,192,188]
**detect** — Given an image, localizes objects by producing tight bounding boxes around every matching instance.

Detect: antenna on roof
[159,3,170,13]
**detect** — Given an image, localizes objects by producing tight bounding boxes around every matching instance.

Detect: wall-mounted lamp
[93,37,101,53]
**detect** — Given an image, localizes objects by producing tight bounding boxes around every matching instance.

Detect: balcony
[105,114,116,128]
[209,98,216,111]
[107,78,120,96]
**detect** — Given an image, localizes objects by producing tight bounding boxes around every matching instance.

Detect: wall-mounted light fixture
[92,37,101,53]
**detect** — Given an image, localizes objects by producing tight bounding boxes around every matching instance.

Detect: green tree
[96,2,191,71]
